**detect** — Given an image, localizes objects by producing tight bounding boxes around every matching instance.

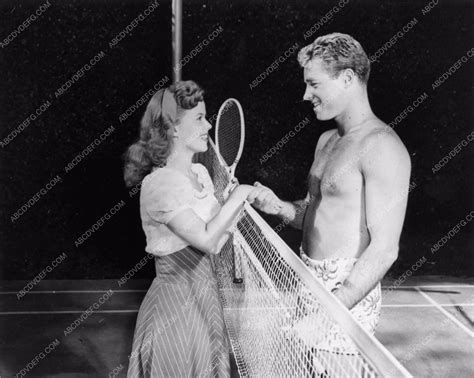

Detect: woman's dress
[127,163,230,377]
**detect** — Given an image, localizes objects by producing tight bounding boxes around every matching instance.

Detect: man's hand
[247,182,283,215]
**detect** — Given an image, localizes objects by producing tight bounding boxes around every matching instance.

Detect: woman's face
[174,101,212,153]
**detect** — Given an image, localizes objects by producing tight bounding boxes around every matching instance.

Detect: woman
[123,80,255,377]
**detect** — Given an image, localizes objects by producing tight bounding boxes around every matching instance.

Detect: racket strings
[217,102,243,167]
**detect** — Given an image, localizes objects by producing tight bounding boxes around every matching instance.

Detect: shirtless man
[250,33,411,342]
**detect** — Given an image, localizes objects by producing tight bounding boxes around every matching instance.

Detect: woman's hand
[227,184,256,201]
[223,177,239,201]
[247,182,283,215]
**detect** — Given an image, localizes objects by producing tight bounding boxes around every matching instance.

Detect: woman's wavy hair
[123,80,204,188]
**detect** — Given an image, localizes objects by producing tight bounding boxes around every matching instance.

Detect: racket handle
[233,236,243,284]
[223,177,239,201]
[233,247,243,284]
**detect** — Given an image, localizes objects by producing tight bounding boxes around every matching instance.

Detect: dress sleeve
[142,172,195,225]
[194,163,216,194]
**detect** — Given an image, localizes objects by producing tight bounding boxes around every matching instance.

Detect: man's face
[302,59,347,121]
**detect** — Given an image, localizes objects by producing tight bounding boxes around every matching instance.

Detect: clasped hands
[226,180,283,215]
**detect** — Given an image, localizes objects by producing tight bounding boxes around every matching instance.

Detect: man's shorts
[293,246,382,354]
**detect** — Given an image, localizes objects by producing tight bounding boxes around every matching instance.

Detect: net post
[172,0,182,82]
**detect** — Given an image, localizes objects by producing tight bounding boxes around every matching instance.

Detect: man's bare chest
[308,135,364,197]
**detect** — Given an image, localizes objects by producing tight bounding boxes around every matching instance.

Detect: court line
[415,287,474,338]
[0,284,472,295]
[1,303,473,315]
[0,290,147,295]
[382,303,474,308]
[0,310,139,315]
[0,283,472,295]
[382,285,473,289]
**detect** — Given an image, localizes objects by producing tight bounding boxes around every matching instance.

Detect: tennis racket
[215,98,245,200]
[215,98,245,284]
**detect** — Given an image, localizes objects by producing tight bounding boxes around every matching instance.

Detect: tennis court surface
[1,275,472,377]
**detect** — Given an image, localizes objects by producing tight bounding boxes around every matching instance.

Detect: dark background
[1,0,472,280]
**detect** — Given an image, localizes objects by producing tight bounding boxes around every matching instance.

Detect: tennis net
[196,140,411,377]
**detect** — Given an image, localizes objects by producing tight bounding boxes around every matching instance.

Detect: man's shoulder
[314,129,338,155]
[359,124,411,169]
[320,128,338,142]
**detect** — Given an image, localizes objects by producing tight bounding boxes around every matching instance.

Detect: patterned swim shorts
[294,246,382,354]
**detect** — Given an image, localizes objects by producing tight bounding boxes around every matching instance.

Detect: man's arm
[275,194,311,230]
[250,129,337,229]
[247,182,308,230]
[333,133,411,309]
